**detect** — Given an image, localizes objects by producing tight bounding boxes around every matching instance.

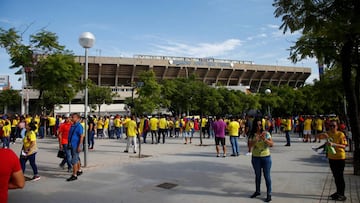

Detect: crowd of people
[0,112,351,202]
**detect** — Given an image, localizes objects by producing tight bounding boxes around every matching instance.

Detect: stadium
[23,55,311,114]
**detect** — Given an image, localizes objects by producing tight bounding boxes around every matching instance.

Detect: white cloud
[267,24,279,29]
[153,39,242,58]
[247,33,267,41]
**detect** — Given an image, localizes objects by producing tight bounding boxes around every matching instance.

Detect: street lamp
[265,88,271,117]
[79,32,95,167]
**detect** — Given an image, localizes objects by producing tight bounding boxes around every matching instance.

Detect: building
[76,55,310,92]
[24,55,311,114]
[0,75,10,90]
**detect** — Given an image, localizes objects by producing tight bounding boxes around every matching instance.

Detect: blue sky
[0,0,318,89]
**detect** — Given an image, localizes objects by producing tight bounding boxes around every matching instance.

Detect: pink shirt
[212,119,227,138]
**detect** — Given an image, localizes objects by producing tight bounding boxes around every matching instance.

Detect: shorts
[215,137,225,146]
[184,131,192,137]
[70,147,80,165]
[303,130,311,135]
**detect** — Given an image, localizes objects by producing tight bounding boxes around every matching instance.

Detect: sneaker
[32,175,41,181]
[336,195,347,201]
[76,170,83,176]
[245,152,252,156]
[230,154,237,157]
[329,192,338,199]
[133,151,137,154]
[264,195,272,202]
[223,154,226,158]
[59,163,65,169]
[216,154,220,157]
[311,146,318,152]
[250,192,260,198]
[66,175,77,182]
[123,150,128,153]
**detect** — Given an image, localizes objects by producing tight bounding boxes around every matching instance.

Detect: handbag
[57,150,65,158]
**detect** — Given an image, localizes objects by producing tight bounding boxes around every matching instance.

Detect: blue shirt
[68,122,83,147]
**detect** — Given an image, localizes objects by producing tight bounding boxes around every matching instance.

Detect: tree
[131,70,162,115]
[88,82,114,116]
[0,28,83,114]
[0,89,21,113]
[274,0,360,174]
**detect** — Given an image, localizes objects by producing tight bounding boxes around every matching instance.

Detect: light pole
[68,84,72,114]
[265,88,271,117]
[79,32,95,167]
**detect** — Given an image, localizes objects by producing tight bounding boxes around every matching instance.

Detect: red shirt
[0,149,22,203]
[58,122,72,144]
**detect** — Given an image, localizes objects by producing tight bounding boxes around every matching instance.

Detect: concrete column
[98,64,102,85]
[115,64,119,86]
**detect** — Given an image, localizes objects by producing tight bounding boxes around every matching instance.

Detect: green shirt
[252,132,271,157]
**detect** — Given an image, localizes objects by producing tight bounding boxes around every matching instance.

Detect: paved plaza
[7,133,360,203]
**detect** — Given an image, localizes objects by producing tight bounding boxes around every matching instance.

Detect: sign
[0,75,9,87]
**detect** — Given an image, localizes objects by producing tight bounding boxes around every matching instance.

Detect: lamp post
[265,88,271,117]
[68,84,72,114]
[79,32,95,167]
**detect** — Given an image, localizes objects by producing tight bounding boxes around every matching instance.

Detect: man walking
[66,113,84,182]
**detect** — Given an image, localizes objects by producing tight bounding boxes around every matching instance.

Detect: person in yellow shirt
[123,115,131,138]
[249,118,273,202]
[48,114,56,137]
[228,117,240,156]
[114,115,123,139]
[317,121,347,201]
[313,116,324,143]
[2,121,11,148]
[124,115,138,153]
[184,118,194,144]
[103,116,109,138]
[174,117,181,138]
[96,117,104,139]
[20,122,40,181]
[167,117,174,137]
[158,115,168,144]
[149,115,159,144]
[284,116,292,146]
[201,116,208,138]
[10,115,19,144]
[303,116,312,142]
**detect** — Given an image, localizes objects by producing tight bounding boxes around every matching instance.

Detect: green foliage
[0,89,21,113]
[0,28,83,113]
[88,82,115,115]
[130,70,162,115]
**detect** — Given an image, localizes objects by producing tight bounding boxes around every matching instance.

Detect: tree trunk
[341,40,360,175]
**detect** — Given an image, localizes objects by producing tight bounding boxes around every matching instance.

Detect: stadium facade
[23,55,311,114]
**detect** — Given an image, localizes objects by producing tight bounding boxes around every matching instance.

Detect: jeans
[39,126,45,138]
[329,159,345,196]
[88,131,95,148]
[115,127,122,139]
[252,156,272,196]
[285,130,291,145]
[2,137,10,148]
[142,131,148,143]
[151,130,158,143]
[20,152,38,175]
[60,144,72,170]
[230,136,240,155]
[158,129,166,144]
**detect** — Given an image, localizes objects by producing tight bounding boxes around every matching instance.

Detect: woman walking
[20,122,40,181]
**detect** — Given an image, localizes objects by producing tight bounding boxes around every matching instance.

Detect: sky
[0,0,319,90]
